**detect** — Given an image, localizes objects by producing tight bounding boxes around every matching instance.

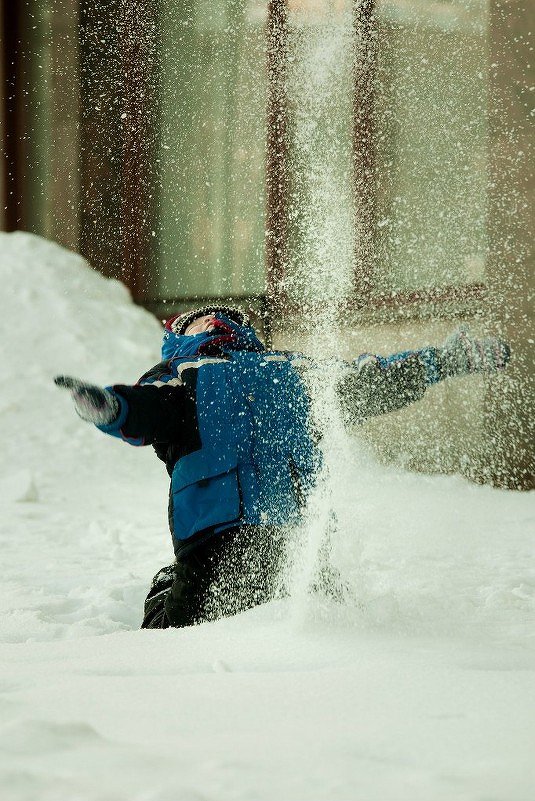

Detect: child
[55,307,510,628]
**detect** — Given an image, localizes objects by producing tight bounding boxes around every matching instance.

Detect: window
[268,0,489,316]
[153,0,268,304]
[375,0,488,292]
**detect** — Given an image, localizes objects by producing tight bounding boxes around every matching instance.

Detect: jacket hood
[161,312,265,361]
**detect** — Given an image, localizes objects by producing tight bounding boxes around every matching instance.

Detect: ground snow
[0,232,534,801]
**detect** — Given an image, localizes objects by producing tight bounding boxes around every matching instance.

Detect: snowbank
[0,231,161,466]
[1,231,161,381]
[0,233,534,801]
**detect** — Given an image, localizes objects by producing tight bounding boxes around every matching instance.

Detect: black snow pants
[141,526,287,629]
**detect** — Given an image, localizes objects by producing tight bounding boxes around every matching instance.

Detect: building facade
[1,0,533,487]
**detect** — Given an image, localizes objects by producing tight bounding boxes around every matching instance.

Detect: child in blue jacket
[55,306,510,628]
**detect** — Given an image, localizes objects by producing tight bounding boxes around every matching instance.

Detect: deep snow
[0,232,534,801]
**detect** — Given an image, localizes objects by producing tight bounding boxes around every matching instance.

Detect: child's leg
[155,527,286,627]
[141,545,219,629]
[141,564,176,628]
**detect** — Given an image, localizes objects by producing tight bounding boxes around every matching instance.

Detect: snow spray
[281,3,368,626]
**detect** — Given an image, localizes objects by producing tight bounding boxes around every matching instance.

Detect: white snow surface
[0,232,534,801]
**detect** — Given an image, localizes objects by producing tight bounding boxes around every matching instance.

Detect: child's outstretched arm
[54,375,196,448]
[338,327,510,424]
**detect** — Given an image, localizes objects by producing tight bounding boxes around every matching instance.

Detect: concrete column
[484,0,535,489]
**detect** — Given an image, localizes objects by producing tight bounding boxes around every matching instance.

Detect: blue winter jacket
[98,322,322,552]
[97,317,439,553]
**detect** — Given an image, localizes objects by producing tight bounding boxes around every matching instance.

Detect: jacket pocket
[171,467,241,540]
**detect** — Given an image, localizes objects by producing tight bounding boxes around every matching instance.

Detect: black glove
[54,376,120,425]
[439,327,511,378]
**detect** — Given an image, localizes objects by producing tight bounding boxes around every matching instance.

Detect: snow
[1,232,534,801]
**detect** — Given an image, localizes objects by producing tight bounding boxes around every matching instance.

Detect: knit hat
[164,305,251,335]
